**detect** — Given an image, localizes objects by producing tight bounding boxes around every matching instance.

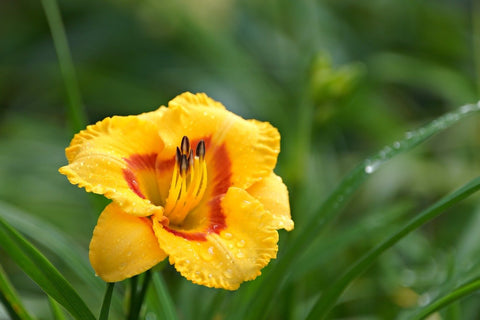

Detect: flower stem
[127,271,152,320]
[99,283,115,320]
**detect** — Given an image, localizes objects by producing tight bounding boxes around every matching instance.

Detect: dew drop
[236,252,245,259]
[208,273,213,278]
[208,246,215,255]
[393,141,401,149]
[222,232,233,239]
[460,104,473,114]
[224,269,233,279]
[200,250,213,261]
[236,240,245,248]
[418,293,431,306]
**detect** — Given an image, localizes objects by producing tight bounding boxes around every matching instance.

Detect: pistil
[164,136,207,225]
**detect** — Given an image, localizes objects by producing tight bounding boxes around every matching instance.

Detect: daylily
[59,92,293,290]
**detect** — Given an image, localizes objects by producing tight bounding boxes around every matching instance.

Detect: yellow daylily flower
[59,92,294,290]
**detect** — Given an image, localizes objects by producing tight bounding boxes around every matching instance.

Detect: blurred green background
[2,0,480,319]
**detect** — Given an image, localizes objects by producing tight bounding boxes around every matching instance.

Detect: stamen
[196,140,205,160]
[164,137,208,225]
[181,136,190,154]
[175,147,181,163]
[180,154,188,176]
[188,149,194,169]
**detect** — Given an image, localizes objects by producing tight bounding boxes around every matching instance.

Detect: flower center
[164,136,208,225]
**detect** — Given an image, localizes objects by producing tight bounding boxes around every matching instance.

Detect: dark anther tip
[180,154,188,174]
[196,140,205,159]
[181,136,190,154]
[176,147,182,164]
[188,149,194,167]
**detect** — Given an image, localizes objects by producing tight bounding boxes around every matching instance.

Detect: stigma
[164,136,207,225]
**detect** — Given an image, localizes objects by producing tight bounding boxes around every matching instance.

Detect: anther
[175,147,182,165]
[180,154,188,175]
[188,149,194,168]
[181,136,190,154]
[196,140,205,160]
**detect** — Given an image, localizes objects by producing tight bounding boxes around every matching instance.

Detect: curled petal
[152,187,279,290]
[89,203,167,282]
[248,172,293,231]
[149,92,280,190]
[59,115,165,216]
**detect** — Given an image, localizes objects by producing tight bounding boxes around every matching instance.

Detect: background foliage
[1,0,480,319]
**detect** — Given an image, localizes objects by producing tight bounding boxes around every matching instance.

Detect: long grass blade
[48,297,67,320]
[408,277,480,320]
[306,176,480,320]
[0,264,35,320]
[0,216,96,320]
[40,0,86,132]
[0,201,104,293]
[236,101,480,320]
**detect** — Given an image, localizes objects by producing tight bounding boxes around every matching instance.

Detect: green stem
[99,283,115,320]
[40,0,87,133]
[127,276,139,320]
[128,271,152,320]
[151,272,178,320]
[306,176,480,320]
[410,277,480,320]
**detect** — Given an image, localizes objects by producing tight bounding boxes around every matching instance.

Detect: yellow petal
[152,187,279,290]
[59,115,165,216]
[149,92,280,190]
[89,202,167,282]
[247,172,294,231]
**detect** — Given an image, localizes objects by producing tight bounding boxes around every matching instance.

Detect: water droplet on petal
[208,246,215,255]
[200,249,213,261]
[224,269,233,279]
[222,232,233,239]
[236,252,245,259]
[236,240,245,248]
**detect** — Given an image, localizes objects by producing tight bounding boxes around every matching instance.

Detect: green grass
[1,0,480,319]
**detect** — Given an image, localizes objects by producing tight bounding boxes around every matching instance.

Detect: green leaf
[408,277,480,320]
[0,216,96,320]
[0,264,35,320]
[145,272,178,320]
[0,201,104,293]
[40,0,86,132]
[48,297,67,320]
[305,176,480,320]
[234,101,480,320]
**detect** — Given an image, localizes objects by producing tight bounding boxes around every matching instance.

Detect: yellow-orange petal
[152,187,279,290]
[59,115,165,216]
[247,172,294,231]
[89,202,167,282]
[150,92,280,190]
